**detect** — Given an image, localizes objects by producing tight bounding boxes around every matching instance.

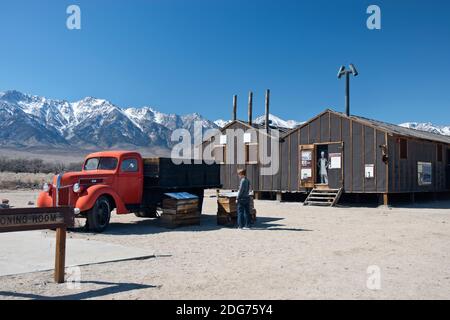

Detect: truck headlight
[73,183,81,193]
[43,183,50,192]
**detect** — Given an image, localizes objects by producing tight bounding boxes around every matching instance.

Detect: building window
[121,158,138,172]
[437,144,443,162]
[400,139,408,159]
[245,143,258,164]
[418,162,432,186]
[214,145,226,164]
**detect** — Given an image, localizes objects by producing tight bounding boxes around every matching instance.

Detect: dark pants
[237,199,251,228]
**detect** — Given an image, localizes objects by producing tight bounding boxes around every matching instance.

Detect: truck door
[117,157,143,205]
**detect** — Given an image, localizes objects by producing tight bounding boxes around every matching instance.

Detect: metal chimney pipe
[345,73,350,116]
[248,91,253,126]
[265,89,270,133]
[232,95,237,121]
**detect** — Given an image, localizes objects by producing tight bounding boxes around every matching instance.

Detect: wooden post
[265,89,270,134]
[276,192,282,202]
[54,227,67,284]
[232,95,237,121]
[383,193,389,206]
[248,91,253,126]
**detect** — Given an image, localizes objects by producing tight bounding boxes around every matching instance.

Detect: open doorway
[316,145,329,185]
[316,142,343,189]
[299,143,343,190]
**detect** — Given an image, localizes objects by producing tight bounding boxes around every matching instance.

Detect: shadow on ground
[70,214,312,236]
[338,192,450,209]
[0,280,157,300]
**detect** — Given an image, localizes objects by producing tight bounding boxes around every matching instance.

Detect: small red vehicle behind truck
[37,151,221,232]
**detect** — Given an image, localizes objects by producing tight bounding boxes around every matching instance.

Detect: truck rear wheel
[134,206,157,218]
[86,196,111,232]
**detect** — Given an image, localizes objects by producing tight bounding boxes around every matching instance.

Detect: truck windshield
[84,157,118,171]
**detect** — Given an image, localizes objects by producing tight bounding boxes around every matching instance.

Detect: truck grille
[56,187,70,206]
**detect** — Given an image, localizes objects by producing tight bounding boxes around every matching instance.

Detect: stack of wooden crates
[160,192,200,228]
[217,192,256,226]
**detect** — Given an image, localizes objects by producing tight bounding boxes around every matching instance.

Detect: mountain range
[1,90,449,155]
[399,122,450,136]
[0,90,218,152]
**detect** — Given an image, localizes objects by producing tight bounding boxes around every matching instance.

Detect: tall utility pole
[265,89,270,134]
[337,64,358,116]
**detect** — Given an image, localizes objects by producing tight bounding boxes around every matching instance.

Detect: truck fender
[37,191,54,208]
[75,184,129,214]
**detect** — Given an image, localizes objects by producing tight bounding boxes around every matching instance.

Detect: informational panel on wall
[365,164,375,178]
[418,162,432,185]
[329,153,341,169]
[301,150,313,180]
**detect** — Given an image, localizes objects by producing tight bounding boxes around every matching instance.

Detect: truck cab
[38,151,145,232]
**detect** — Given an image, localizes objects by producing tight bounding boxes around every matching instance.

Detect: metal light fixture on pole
[337,64,358,116]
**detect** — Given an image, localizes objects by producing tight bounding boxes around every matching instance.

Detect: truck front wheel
[86,196,111,232]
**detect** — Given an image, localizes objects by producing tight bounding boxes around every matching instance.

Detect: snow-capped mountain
[254,114,302,129]
[400,122,450,136]
[214,114,302,129]
[0,90,218,150]
[214,119,232,128]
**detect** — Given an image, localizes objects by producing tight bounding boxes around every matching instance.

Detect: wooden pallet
[304,188,343,207]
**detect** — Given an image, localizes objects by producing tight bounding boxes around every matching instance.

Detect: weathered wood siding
[205,111,450,194]
[203,121,283,192]
[280,110,389,193]
[387,136,450,192]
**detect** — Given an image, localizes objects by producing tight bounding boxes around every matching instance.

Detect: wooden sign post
[0,207,74,283]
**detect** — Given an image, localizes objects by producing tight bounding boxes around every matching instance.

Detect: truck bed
[143,158,221,189]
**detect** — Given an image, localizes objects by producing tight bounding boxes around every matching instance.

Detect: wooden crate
[162,198,199,215]
[160,192,200,228]
[159,212,200,229]
[217,195,256,226]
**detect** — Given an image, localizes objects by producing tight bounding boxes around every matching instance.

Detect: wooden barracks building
[204,91,450,205]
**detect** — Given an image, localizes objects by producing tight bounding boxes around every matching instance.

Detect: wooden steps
[304,188,343,207]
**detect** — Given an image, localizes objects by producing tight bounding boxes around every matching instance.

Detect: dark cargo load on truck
[143,158,221,189]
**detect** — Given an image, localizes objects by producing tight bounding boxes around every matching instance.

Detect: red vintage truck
[37,151,220,232]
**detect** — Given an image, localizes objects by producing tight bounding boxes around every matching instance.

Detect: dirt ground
[0,190,449,300]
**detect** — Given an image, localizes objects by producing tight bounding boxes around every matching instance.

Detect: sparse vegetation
[0,172,54,190]
[0,157,81,174]
[0,157,82,190]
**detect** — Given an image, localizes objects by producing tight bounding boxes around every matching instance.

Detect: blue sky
[0,0,449,124]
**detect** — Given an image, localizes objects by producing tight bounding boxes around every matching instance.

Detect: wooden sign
[0,207,74,283]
